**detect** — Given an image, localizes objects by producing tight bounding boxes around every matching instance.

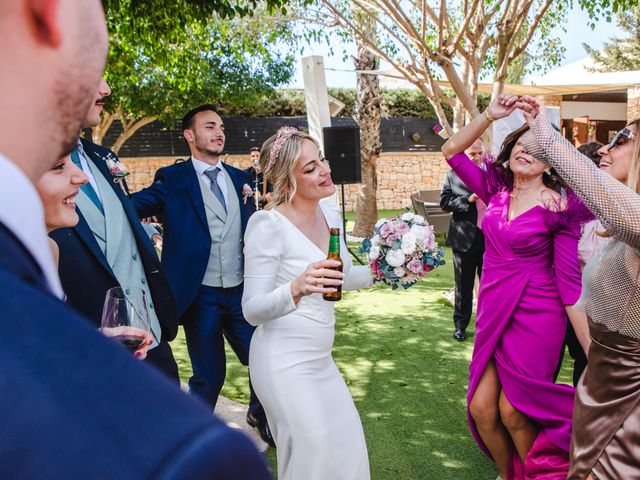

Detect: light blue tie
[70,149,104,214]
[204,168,227,213]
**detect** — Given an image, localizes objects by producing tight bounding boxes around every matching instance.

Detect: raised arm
[131,169,169,219]
[521,96,640,248]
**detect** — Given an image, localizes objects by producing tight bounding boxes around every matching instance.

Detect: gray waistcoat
[77,162,162,346]
[196,166,244,288]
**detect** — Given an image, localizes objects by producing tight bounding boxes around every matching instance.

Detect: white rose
[393,267,406,277]
[375,219,386,228]
[413,215,425,225]
[385,249,406,268]
[409,224,427,243]
[401,212,415,221]
[401,240,416,255]
[368,245,380,261]
[371,234,381,246]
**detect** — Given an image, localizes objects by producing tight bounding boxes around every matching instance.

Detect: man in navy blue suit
[0,1,270,478]
[132,105,274,447]
[51,78,180,381]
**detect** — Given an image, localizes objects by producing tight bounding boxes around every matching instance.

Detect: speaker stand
[340,183,365,265]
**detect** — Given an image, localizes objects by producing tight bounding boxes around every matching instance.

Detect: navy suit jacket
[0,221,271,479]
[132,159,255,316]
[50,139,178,341]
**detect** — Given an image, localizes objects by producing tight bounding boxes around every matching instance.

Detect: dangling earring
[504,160,510,169]
[544,169,551,176]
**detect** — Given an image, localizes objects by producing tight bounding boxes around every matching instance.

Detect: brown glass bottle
[322,228,344,302]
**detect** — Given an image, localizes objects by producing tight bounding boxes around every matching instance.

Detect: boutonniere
[242,183,254,204]
[101,152,130,182]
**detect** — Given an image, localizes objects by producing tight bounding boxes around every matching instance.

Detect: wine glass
[100,286,151,352]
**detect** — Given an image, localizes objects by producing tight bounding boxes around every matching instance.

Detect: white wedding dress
[242,200,372,480]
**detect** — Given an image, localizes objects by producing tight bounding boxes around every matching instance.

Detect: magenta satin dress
[448,153,583,479]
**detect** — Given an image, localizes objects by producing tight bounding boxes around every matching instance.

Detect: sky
[285,4,624,89]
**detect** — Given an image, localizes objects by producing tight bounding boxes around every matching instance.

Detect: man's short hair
[181,104,218,131]
[250,147,260,153]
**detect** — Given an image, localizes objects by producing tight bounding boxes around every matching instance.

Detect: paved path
[214,396,270,454]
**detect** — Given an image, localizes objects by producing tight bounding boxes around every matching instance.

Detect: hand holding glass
[100,286,152,358]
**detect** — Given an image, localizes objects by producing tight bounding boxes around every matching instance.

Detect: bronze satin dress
[529,115,640,480]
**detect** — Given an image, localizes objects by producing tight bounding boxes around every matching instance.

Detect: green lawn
[170,209,573,479]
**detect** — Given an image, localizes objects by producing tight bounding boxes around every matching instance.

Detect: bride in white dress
[242,127,372,480]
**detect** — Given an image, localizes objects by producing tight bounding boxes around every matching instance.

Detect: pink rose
[386,233,401,246]
[395,223,410,235]
[371,259,383,278]
[423,233,436,251]
[407,257,423,274]
[379,222,395,237]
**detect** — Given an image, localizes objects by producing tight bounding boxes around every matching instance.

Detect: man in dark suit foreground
[0,1,270,477]
[440,139,486,342]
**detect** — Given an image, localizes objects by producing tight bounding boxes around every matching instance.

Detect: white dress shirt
[191,156,229,210]
[0,153,64,298]
[75,140,103,202]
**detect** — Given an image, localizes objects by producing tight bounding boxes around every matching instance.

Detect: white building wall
[561,101,627,121]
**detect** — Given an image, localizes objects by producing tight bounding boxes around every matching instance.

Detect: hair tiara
[265,126,301,175]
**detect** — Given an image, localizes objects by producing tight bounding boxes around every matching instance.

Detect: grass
[170,209,574,479]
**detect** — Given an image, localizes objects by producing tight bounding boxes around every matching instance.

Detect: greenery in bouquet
[359,212,445,290]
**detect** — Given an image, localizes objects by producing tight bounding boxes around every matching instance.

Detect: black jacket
[440,169,484,253]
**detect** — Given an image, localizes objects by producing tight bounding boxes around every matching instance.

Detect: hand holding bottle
[290,259,344,304]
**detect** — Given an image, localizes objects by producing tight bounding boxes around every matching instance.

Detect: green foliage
[222,88,490,119]
[104,0,306,19]
[578,0,640,26]
[584,5,640,70]
[104,0,296,126]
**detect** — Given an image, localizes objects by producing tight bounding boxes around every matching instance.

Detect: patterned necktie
[204,168,227,213]
[70,149,104,214]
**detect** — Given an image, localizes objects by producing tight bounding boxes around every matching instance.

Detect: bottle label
[329,235,340,254]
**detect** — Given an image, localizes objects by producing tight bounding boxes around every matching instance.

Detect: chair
[425,211,452,235]
[417,190,442,204]
[411,193,428,218]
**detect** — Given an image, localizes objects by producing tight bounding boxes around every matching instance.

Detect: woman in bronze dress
[520,95,640,480]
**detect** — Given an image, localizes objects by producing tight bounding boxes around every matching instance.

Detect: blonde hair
[260,129,319,209]
[626,119,640,194]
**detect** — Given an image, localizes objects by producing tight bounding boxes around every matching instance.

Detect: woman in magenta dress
[441,94,590,480]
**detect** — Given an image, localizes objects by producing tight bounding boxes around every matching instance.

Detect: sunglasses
[607,128,636,150]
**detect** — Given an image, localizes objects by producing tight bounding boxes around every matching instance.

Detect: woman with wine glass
[242,127,372,479]
[35,155,152,359]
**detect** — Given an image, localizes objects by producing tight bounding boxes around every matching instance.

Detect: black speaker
[323,126,361,184]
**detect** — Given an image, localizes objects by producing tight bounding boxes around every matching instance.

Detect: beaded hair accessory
[265,126,300,175]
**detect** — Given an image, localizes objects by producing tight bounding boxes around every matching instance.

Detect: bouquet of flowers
[359,211,445,290]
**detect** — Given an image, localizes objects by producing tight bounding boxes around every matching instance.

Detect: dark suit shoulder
[224,162,250,180]
[80,137,116,158]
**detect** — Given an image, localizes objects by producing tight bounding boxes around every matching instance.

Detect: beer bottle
[323,228,344,302]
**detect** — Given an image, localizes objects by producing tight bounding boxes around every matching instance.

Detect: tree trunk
[91,111,116,145]
[111,115,157,154]
[352,13,382,238]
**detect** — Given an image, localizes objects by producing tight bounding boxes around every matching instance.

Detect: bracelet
[484,110,496,123]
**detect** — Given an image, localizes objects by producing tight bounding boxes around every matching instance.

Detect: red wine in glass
[100,286,151,354]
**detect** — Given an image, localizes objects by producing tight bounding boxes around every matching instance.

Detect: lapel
[180,160,208,230]
[225,164,249,232]
[73,211,116,278]
[81,139,129,203]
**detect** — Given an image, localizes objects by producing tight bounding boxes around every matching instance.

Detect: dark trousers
[452,235,484,331]
[146,340,180,384]
[554,322,588,386]
[183,283,262,416]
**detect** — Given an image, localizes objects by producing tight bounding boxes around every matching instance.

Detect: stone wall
[121,151,448,211]
[627,87,640,122]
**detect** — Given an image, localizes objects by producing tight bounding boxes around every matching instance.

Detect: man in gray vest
[132,105,274,447]
[51,78,180,381]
